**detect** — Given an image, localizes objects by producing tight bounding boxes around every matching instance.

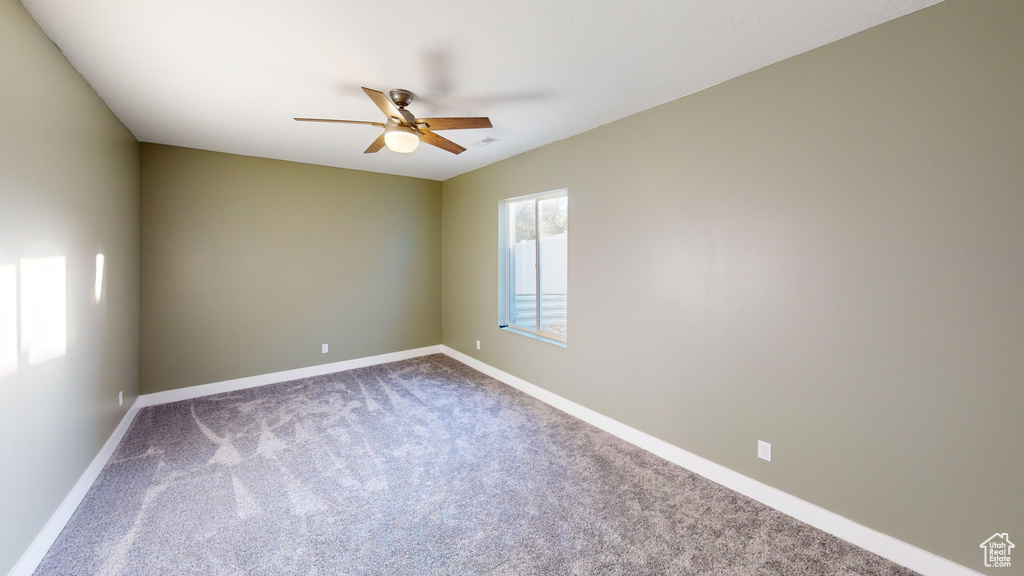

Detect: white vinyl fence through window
[512,232,567,332]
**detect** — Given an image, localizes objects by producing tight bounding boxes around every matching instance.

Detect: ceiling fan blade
[419,130,466,155]
[415,117,492,130]
[362,87,404,122]
[364,133,387,154]
[294,118,386,127]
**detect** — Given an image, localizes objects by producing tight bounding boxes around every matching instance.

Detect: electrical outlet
[321,343,329,354]
[758,440,772,462]
[476,340,481,350]
[118,391,123,407]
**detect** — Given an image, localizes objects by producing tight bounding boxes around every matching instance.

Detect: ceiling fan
[295,87,492,155]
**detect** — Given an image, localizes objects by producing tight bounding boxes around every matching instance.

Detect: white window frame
[497,189,568,345]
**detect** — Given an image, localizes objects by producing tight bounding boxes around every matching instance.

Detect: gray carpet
[35,354,919,575]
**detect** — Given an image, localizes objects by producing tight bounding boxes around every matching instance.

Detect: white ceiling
[23,0,940,181]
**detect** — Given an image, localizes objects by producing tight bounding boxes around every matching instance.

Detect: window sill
[500,326,567,348]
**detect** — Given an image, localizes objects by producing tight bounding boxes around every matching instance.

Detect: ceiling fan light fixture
[384,124,420,153]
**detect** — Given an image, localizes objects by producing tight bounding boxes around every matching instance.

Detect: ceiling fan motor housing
[389,89,414,108]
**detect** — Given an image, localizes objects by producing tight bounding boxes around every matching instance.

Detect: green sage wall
[440,0,1023,571]
[0,0,140,573]
[140,144,441,393]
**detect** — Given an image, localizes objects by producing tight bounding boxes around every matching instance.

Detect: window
[498,189,568,344]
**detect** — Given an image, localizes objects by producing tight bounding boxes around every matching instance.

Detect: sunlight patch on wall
[95,253,105,303]
[20,256,67,365]
[0,265,17,377]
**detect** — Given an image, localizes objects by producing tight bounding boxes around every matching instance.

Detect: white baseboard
[138,345,444,407]
[9,398,143,576]
[440,345,980,576]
